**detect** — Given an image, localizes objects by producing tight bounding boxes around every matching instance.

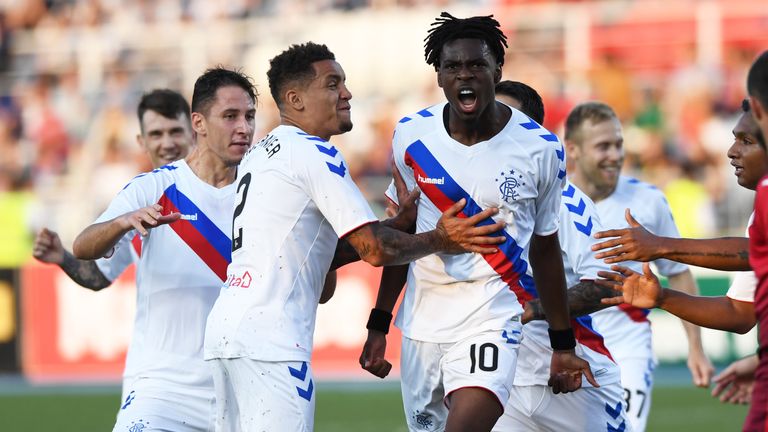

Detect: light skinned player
[73,68,257,432]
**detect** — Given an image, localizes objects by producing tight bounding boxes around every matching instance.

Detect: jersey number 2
[232,173,252,252]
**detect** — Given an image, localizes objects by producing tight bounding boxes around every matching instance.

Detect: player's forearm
[375,265,408,313]
[353,224,446,267]
[667,271,706,348]
[72,220,131,260]
[659,237,750,271]
[330,239,361,270]
[659,290,756,334]
[527,280,620,321]
[530,233,571,330]
[60,251,111,291]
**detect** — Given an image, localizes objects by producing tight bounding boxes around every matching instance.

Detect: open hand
[597,263,662,309]
[436,198,505,254]
[549,349,599,394]
[119,204,181,236]
[592,209,660,263]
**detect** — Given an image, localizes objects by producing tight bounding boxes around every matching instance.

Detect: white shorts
[400,324,522,432]
[619,357,655,432]
[209,358,315,432]
[113,378,215,432]
[493,381,631,432]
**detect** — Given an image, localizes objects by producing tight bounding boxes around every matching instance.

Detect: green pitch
[0,385,747,431]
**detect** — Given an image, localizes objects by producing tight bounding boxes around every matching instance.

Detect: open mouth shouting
[457,87,478,113]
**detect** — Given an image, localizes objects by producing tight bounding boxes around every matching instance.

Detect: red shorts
[744,359,768,432]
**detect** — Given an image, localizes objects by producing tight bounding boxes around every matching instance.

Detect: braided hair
[424,12,508,70]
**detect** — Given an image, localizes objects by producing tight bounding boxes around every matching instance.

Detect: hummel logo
[180,213,198,221]
[417,174,445,185]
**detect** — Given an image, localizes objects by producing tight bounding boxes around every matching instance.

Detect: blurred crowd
[0,0,766,267]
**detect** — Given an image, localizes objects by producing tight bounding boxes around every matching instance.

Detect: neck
[444,101,509,146]
[569,172,616,203]
[185,143,237,188]
[281,114,329,141]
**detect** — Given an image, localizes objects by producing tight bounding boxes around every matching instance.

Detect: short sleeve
[533,135,564,236]
[295,143,377,238]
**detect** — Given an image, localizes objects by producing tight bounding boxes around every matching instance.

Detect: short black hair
[742,98,766,150]
[495,80,545,124]
[267,42,336,108]
[137,89,191,133]
[747,50,768,112]
[191,67,257,116]
[424,12,508,71]
[564,102,618,143]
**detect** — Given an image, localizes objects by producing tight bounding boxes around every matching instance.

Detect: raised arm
[592,209,750,271]
[598,264,756,334]
[73,204,180,260]
[33,228,111,290]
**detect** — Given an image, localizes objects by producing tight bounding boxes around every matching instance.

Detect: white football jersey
[204,125,378,362]
[95,159,234,394]
[727,213,756,303]
[388,103,565,343]
[514,181,621,387]
[96,232,141,281]
[590,176,687,361]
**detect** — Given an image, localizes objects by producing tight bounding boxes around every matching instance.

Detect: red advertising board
[20,261,402,383]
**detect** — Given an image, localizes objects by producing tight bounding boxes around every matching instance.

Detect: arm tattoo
[330,238,361,270]
[60,251,111,291]
[527,280,622,321]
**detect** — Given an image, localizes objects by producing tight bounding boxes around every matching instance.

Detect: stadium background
[0,0,765,430]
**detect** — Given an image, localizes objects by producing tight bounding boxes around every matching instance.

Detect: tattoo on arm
[60,251,111,291]
[528,280,621,321]
[330,238,361,270]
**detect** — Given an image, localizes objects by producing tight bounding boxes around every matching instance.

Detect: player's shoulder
[393,103,443,143]
[560,181,598,237]
[121,160,185,192]
[617,176,665,201]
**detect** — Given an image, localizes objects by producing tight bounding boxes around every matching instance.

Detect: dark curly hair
[267,42,336,108]
[424,12,508,71]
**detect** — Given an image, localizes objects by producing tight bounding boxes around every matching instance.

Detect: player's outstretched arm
[712,354,758,405]
[593,209,750,271]
[73,204,180,260]
[668,270,714,387]
[359,264,407,379]
[598,264,756,333]
[530,232,599,393]
[521,280,622,324]
[33,228,111,290]
[343,198,504,268]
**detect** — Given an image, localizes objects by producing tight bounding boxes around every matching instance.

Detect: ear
[564,138,580,159]
[437,68,444,89]
[284,89,304,111]
[752,96,766,122]
[494,65,502,84]
[136,133,146,151]
[191,112,206,136]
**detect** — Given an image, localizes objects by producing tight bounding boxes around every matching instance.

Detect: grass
[0,384,748,431]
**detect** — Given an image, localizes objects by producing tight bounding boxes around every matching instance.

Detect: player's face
[570,118,624,194]
[437,38,501,121]
[137,110,193,168]
[301,60,352,140]
[727,112,768,190]
[198,85,256,167]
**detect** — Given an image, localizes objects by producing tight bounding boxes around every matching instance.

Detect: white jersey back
[204,125,377,362]
[591,176,687,361]
[389,103,564,343]
[515,181,621,387]
[95,159,234,392]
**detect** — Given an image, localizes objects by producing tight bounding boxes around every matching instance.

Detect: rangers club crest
[496,170,526,203]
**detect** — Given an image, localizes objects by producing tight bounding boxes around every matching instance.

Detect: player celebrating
[33,89,194,292]
[72,68,257,432]
[203,41,506,432]
[487,81,628,431]
[360,14,594,432]
[563,101,712,431]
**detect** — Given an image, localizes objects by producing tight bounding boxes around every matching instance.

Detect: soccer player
[72,68,257,432]
[487,81,629,431]
[33,89,194,291]
[359,14,594,432]
[563,101,712,431]
[592,100,765,334]
[202,41,505,432]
